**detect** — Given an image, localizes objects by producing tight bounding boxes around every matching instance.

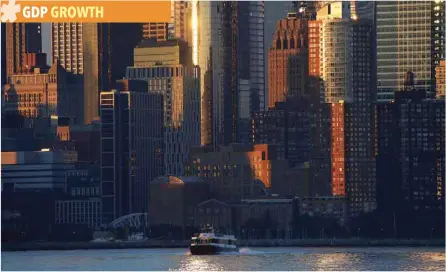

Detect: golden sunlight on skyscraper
[192,0,198,65]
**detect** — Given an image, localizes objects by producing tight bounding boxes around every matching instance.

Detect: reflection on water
[2,247,445,271]
[408,252,446,271]
[313,252,352,271]
[178,256,224,271]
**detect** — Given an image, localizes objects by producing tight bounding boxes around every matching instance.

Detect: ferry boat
[189,225,237,255]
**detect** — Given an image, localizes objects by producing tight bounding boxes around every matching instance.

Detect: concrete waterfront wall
[2,239,444,251]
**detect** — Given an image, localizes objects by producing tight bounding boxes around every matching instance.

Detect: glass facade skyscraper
[199,1,264,148]
[376,1,445,102]
[217,1,265,146]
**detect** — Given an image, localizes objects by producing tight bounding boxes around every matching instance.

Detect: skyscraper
[5,23,42,78]
[264,1,295,110]
[82,23,99,125]
[170,0,192,41]
[100,80,164,223]
[268,13,308,108]
[375,90,445,231]
[126,39,200,176]
[354,1,375,22]
[376,1,445,101]
[3,61,82,122]
[253,97,312,167]
[127,65,201,176]
[142,23,169,41]
[52,23,84,74]
[197,1,265,147]
[309,2,377,216]
[52,23,99,124]
[196,1,219,147]
[99,23,143,91]
[309,2,375,103]
[217,1,265,146]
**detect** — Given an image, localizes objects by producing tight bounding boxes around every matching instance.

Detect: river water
[2,247,445,271]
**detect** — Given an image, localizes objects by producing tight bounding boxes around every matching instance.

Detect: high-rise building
[436,60,446,98]
[376,1,445,102]
[100,79,164,223]
[268,14,308,108]
[375,90,445,230]
[5,23,42,77]
[196,1,220,147]
[330,102,376,215]
[308,2,376,216]
[354,1,375,22]
[169,0,192,42]
[127,39,200,176]
[52,23,143,124]
[142,22,169,41]
[3,62,83,123]
[264,1,295,115]
[2,25,6,86]
[216,1,265,146]
[82,23,100,125]
[99,23,143,91]
[52,23,84,74]
[253,97,312,167]
[311,2,351,103]
[126,65,200,176]
[133,39,191,67]
[52,23,99,124]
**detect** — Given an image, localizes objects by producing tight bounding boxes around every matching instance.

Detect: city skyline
[1,0,445,247]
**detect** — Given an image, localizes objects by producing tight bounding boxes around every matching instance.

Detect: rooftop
[151,175,204,185]
[135,38,186,49]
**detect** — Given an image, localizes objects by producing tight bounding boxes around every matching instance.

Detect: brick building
[3,61,83,124]
[185,144,290,202]
[268,13,308,108]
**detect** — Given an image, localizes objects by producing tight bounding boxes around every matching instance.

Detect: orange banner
[0,0,171,22]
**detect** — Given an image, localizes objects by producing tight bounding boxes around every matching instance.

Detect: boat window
[228,240,232,245]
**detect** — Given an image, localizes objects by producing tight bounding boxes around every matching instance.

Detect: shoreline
[2,239,444,252]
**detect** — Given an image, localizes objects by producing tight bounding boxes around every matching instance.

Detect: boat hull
[189,245,237,255]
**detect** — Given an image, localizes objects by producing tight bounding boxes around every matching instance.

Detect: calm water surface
[2,247,445,271]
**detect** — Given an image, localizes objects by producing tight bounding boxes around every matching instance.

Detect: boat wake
[185,248,262,256]
[238,248,262,255]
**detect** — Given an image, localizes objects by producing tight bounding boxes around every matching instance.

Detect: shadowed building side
[100,79,164,224]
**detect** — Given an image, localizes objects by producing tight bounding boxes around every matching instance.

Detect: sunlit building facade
[436,60,446,98]
[142,22,169,41]
[308,2,376,216]
[185,144,289,202]
[126,66,200,176]
[268,14,308,108]
[52,23,99,124]
[5,23,42,77]
[196,1,220,146]
[376,1,445,102]
[3,62,83,123]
